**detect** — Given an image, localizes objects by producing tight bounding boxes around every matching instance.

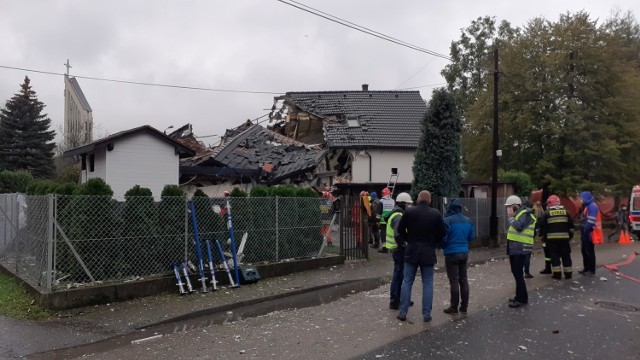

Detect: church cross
[64,59,72,75]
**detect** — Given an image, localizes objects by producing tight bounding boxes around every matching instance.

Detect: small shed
[64,125,195,200]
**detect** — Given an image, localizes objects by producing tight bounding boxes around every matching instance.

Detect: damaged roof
[284,90,427,149]
[190,124,326,184]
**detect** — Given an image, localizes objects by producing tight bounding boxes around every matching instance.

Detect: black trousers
[509,254,528,303]
[580,232,596,272]
[547,240,572,273]
[445,253,469,309]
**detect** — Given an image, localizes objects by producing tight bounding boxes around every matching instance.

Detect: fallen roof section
[186,124,326,184]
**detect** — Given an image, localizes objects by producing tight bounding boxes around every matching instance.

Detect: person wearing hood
[441,198,475,315]
[578,191,602,276]
[504,195,537,308]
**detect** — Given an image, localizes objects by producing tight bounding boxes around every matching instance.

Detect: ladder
[387,169,399,197]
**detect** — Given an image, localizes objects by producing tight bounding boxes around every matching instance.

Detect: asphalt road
[4,243,638,360]
[357,271,640,360]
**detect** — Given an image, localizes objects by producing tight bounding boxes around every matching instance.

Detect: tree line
[433,10,640,197]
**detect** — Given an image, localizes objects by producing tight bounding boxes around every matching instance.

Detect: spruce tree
[0,76,56,178]
[411,88,463,199]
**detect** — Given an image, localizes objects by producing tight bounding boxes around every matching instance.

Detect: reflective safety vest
[385,212,403,250]
[507,209,536,245]
[583,207,603,244]
[545,208,571,240]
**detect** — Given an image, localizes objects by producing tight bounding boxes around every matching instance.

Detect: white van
[630,185,640,240]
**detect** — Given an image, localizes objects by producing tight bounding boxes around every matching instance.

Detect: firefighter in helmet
[536,195,574,279]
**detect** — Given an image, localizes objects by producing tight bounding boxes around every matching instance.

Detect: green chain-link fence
[0,194,329,293]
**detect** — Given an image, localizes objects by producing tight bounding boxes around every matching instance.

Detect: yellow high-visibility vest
[507,209,536,244]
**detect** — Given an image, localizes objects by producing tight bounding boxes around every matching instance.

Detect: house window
[347,118,360,127]
[89,154,95,172]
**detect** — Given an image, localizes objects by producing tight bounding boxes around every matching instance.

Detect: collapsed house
[268,85,428,194]
[176,85,428,195]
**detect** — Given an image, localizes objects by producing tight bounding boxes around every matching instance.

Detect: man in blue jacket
[441,199,475,315]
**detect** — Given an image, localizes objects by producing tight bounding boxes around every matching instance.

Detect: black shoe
[552,273,562,280]
[508,300,527,308]
[582,271,595,277]
[389,301,399,310]
[409,301,414,307]
[443,307,458,315]
[423,316,432,322]
[525,273,534,279]
[397,313,407,321]
[378,248,388,253]
[564,273,572,280]
[370,244,379,249]
[459,307,467,314]
[539,269,552,274]
[578,269,586,275]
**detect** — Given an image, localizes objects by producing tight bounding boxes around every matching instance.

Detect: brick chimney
[361,84,369,91]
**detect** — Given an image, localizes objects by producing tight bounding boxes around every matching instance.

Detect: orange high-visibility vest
[584,207,603,244]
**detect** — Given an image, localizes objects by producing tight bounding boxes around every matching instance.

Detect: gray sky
[1,1,638,147]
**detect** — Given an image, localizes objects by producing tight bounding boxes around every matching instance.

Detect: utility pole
[489,48,499,247]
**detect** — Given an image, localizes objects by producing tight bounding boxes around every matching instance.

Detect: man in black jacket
[396,190,446,322]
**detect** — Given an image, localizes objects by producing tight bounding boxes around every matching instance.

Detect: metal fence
[0,193,512,293]
[439,197,510,245]
[0,194,330,293]
[338,196,369,260]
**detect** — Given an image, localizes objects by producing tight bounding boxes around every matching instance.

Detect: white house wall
[105,133,179,200]
[350,149,416,184]
[85,149,107,182]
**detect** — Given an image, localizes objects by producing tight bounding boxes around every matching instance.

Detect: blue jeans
[390,249,405,304]
[399,262,434,319]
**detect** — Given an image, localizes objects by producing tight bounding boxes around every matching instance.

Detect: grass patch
[0,272,50,320]
[322,245,341,255]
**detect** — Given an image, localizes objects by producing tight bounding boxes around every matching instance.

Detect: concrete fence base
[0,255,345,310]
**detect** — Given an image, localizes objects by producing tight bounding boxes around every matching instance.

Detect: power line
[397,82,447,90]
[395,60,435,89]
[275,0,452,61]
[0,65,283,95]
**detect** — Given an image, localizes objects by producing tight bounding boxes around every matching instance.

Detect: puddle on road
[28,277,386,360]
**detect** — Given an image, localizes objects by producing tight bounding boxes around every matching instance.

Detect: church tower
[63,59,93,148]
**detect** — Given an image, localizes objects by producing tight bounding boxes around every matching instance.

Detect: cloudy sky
[1,1,638,147]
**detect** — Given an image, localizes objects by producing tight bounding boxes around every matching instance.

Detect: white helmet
[504,195,522,206]
[396,192,413,204]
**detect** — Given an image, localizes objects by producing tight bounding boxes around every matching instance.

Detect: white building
[63,125,195,200]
